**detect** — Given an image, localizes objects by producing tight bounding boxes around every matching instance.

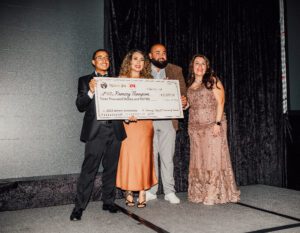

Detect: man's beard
[150,59,168,69]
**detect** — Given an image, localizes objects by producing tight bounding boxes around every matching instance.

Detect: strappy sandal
[137,192,146,208]
[125,191,135,207]
[137,201,146,208]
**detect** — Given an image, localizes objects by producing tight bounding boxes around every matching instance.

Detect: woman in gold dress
[187,54,240,205]
[116,50,157,208]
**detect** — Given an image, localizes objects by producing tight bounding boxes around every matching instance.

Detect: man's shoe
[70,207,83,221]
[145,191,157,202]
[164,192,180,204]
[103,204,119,213]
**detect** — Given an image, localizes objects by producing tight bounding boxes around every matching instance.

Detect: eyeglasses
[95,56,110,61]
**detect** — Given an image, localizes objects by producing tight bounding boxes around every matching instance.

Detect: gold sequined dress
[187,85,240,205]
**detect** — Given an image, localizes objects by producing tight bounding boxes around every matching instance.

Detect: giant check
[94,77,183,120]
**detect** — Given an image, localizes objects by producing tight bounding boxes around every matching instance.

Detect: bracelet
[215,121,221,126]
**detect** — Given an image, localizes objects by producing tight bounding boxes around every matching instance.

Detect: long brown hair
[119,49,153,79]
[187,54,219,89]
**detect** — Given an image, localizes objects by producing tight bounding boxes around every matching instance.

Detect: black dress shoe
[70,207,83,221]
[102,204,119,213]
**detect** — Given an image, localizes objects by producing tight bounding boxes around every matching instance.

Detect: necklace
[194,79,202,84]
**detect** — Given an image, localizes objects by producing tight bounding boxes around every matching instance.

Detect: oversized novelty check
[94,77,183,120]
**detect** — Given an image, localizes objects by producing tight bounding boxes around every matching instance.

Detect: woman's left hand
[212,124,221,137]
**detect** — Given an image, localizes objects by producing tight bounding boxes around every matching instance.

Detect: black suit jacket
[76,73,126,142]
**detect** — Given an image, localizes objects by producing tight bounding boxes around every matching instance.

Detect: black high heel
[125,191,135,207]
[137,192,146,208]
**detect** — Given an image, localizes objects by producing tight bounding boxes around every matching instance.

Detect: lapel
[165,64,174,80]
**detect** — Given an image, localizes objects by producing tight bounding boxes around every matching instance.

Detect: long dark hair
[187,54,219,89]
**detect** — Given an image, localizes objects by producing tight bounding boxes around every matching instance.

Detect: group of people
[70,44,240,221]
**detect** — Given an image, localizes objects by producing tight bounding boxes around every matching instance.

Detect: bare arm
[212,78,225,122]
[212,78,225,136]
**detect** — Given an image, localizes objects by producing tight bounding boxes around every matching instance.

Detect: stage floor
[0,185,299,233]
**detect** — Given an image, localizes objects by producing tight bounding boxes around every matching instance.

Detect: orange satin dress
[116,120,157,191]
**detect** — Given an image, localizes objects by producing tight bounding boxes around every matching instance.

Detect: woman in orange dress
[116,50,157,208]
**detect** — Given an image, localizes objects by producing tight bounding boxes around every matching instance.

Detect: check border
[94,77,183,120]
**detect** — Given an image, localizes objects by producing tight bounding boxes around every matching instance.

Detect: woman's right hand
[128,116,137,122]
[212,124,221,137]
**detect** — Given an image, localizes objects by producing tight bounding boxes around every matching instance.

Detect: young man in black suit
[70,49,126,221]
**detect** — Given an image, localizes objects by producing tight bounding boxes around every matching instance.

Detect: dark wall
[0,0,104,179]
[286,0,300,110]
[287,113,300,190]
[286,0,300,190]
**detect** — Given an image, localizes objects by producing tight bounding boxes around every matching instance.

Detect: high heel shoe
[125,191,135,207]
[137,192,146,208]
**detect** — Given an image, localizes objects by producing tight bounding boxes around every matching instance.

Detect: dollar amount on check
[95,77,183,120]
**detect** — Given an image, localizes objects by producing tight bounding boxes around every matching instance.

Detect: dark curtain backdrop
[105,0,285,189]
